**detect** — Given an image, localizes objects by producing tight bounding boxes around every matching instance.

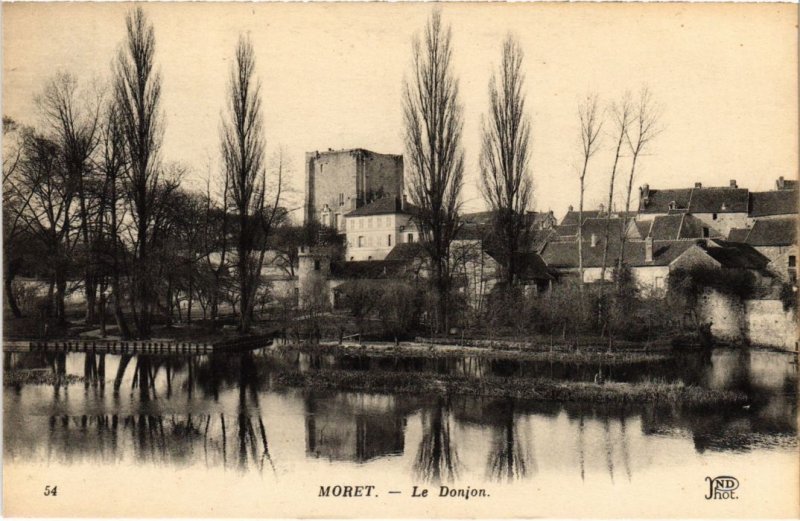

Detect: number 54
[44,485,57,497]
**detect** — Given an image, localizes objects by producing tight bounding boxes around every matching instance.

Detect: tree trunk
[5,274,22,318]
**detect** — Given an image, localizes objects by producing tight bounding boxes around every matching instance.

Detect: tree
[221,35,283,333]
[618,87,660,270]
[403,10,465,331]
[114,6,164,337]
[599,94,632,282]
[479,35,533,287]
[97,102,132,338]
[575,95,603,288]
[37,72,102,324]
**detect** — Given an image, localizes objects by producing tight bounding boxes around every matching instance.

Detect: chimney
[598,203,605,216]
[590,233,598,248]
[777,176,785,190]
[568,205,574,212]
[694,182,702,188]
[645,236,653,263]
[639,184,651,206]
[729,179,737,188]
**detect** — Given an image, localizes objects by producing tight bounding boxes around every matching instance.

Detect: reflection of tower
[305,392,406,463]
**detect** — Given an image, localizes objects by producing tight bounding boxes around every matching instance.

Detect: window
[333,214,339,229]
[702,227,710,238]
[314,260,321,271]
[789,255,796,268]
[358,236,364,247]
[408,233,414,243]
[712,213,718,220]
[368,217,373,228]
[655,277,664,290]
[387,234,392,246]
[339,193,344,206]
[359,219,363,229]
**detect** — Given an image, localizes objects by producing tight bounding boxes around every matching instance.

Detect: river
[3,346,798,517]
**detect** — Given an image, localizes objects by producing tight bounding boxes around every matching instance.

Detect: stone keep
[304,149,404,230]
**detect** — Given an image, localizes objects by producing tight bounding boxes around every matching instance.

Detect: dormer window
[668,201,677,211]
[721,203,727,211]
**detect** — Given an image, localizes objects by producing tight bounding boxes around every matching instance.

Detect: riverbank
[275,369,749,407]
[275,341,675,364]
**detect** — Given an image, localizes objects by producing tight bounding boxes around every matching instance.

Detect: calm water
[3,346,798,517]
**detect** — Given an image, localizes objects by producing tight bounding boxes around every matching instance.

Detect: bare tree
[114,6,164,337]
[221,35,283,332]
[479,35,533,287]
[576,95,603,287]
[403,10,465,331]
[97,102,132,338]
[599,94,632,282]
[38,72,102,323]
[618,87,661,270]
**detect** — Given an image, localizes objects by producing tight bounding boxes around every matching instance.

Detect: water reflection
[305,392,406,462]
[3,347,797,484]
[414,396,460,484]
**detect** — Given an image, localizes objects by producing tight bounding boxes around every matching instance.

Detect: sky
[3,2,798,222]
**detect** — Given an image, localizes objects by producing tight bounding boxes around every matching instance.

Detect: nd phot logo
[705,476,739,500]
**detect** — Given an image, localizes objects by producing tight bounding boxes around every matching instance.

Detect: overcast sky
[3,2,797,221]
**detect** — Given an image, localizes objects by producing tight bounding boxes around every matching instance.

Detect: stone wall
[745,299,798,350]
[697,289,798,350]
[304,149,403,226]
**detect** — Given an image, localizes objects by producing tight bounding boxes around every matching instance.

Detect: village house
[636,181,750,237]
[344,196,420,261]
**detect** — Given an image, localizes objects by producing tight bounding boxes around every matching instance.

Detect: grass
[275,369,748,407]
[278,342,673,365]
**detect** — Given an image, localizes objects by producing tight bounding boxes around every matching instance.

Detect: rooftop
[639,184,749,214]
[345,196,418,217]
[749,190,798,217]
[731,217,797,247]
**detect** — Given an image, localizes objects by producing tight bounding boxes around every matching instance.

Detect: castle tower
[304,148,404,232]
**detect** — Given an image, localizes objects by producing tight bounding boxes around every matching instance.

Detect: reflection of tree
[486,399,534,482]
[414,397,460,484]
[40,413,273,473]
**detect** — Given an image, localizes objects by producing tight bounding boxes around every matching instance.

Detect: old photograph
[2,2,798,518]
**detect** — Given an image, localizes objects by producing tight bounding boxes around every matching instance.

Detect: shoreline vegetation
[274,369,749,407]
[4,364,748,407]
[274,341,675,364]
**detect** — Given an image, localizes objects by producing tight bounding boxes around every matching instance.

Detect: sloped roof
[742,217,797,247]
[700,240,769,269]
[346,197,419,217]
[689,187,749,213]
[749,190,798,217]
[640,186,749,214]
[330,260,409,279]
[540,239,696,268]
[639,188,693,213]
[650,215,683,240]
[454,223,486,241]
[554,224,579,237]
[728,228,750,242]
[635,220,653,238]
[560,210,601,226]
[485,250,554,281]
[384,242,428,261]
[649,214,716,240]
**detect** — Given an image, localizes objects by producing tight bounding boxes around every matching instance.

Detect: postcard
[2,2,798,518]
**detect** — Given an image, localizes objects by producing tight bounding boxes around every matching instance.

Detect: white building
[344,197,420,261]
